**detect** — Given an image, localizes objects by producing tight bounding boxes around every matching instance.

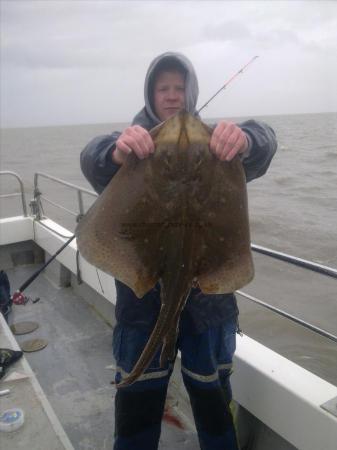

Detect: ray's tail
[116,272,191,388]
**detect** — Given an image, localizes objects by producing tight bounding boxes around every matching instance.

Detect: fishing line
[197,56,259,114]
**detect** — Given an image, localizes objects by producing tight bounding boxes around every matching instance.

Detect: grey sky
[1,0,336,127]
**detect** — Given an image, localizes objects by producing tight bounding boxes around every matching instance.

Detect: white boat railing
[1,170,337,344]
[0,170,28,216]
[32,171,97,222]
[4,171,337,274]
[252,243,337,280]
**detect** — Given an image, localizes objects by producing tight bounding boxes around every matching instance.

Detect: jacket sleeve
[80,132,122,194]
[238,120,277,182]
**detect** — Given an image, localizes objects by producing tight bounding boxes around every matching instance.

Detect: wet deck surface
[5,265,200,450]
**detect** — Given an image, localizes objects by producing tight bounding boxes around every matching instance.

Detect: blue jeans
[112,317,239,450]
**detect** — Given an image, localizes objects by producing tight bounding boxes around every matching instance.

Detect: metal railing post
[77,190,85,222]
[0,171,28,216]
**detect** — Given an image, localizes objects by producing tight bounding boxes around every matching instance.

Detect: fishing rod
[12,234,76,305]
[197,55,259,114]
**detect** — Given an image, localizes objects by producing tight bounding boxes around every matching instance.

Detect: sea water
[1,112,337,384]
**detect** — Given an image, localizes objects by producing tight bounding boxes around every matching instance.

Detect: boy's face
[153,70,186,122]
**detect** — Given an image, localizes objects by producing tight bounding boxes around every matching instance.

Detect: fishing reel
[12,291,29,305]
[11,291,40,305]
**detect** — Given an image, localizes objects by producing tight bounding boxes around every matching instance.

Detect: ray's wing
[76,112,254,299]
[76,152,167,298]
[194,156,254,294]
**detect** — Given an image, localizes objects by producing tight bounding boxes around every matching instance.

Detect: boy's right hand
[113,126,155,165]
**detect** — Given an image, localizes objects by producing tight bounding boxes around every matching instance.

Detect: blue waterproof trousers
[112,317,239,450]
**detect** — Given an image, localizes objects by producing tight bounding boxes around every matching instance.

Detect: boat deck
[1,214,337,450]
[2,264,199,450]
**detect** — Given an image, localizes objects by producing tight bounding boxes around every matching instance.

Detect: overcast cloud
[1,0,337,127]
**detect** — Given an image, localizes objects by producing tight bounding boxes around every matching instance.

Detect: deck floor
[5,265,200,450]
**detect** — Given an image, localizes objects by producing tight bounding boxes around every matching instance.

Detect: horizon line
[1,110,336,130]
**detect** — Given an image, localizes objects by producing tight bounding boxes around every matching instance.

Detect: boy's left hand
[210,121,249,161]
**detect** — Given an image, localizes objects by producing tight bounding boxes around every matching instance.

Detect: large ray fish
[75,111,254,388]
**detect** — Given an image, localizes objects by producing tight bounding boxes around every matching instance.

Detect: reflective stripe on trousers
[113,317,240,450]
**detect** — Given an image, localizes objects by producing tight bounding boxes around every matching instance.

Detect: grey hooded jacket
[80,52,277,334]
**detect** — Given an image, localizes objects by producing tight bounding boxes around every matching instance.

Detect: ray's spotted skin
[75,111,254,387]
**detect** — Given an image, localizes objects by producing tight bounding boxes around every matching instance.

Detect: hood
[132,52,199,128]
